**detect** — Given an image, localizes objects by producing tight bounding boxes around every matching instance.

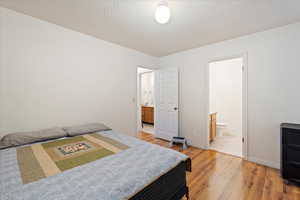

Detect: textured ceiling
[1,0,300,57]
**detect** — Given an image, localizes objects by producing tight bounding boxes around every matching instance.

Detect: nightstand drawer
[286,162,300,180]
[287,145,300,163]
[281,123,300,184]
[286,131,300,145]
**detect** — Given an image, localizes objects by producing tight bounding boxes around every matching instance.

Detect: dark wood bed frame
[130,158,191,200]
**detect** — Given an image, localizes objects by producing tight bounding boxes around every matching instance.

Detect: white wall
[0,8,157,136]
[159,22,300,168]
[209,58,242,136]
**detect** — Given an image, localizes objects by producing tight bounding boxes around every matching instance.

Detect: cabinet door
[209,113,217,142]
[141,108,145,122]
[145,108,151,123]
[149,108,154,123]
[211,114,216,139]
[209,117,213,142]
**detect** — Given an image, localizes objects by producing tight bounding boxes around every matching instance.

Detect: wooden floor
[138,132,300,200]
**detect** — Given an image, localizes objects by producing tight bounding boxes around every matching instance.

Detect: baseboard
[247,157,280,169]
[185,139,203,149]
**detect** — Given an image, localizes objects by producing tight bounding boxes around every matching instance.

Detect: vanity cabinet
[142,106,154,124]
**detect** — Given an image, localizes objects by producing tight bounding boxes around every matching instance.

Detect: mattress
[0,130,189,200]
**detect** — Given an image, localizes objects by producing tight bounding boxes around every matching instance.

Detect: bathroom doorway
[208,57,245,157]
[137,67,155,134]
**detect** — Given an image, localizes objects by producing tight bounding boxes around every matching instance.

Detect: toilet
[216,123,227,137]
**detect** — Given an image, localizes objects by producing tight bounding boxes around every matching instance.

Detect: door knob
[174,107,178,111]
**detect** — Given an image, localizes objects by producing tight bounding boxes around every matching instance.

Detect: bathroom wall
[141,72,154,106]
[209,58,243,136]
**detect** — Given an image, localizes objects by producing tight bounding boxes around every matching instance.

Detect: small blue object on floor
[170,137,188,150]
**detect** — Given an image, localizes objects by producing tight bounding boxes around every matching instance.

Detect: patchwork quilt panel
[16,133,129,184]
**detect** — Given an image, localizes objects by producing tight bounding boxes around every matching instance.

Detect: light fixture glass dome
[155,2,171,24]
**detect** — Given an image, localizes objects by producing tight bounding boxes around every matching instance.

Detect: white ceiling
[1,0,300,57]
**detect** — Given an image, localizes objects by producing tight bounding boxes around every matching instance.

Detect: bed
[0,125,191,200]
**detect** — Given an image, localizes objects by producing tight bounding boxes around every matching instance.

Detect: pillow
[0,127,67,149]
[0,133,5,141]
[63,123,111,137]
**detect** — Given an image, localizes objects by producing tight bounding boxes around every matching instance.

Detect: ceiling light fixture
[155,1,171,24]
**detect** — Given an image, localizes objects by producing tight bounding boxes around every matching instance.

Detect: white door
[154,67,179,141]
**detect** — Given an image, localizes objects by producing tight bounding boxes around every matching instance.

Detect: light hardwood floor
[137,132,300,200]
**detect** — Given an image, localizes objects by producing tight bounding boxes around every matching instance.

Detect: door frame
[204,53,248,159]
[136,66,155,135]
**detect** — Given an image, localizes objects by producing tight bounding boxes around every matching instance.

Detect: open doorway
[208,57,244,157]
[137,67,155,134]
